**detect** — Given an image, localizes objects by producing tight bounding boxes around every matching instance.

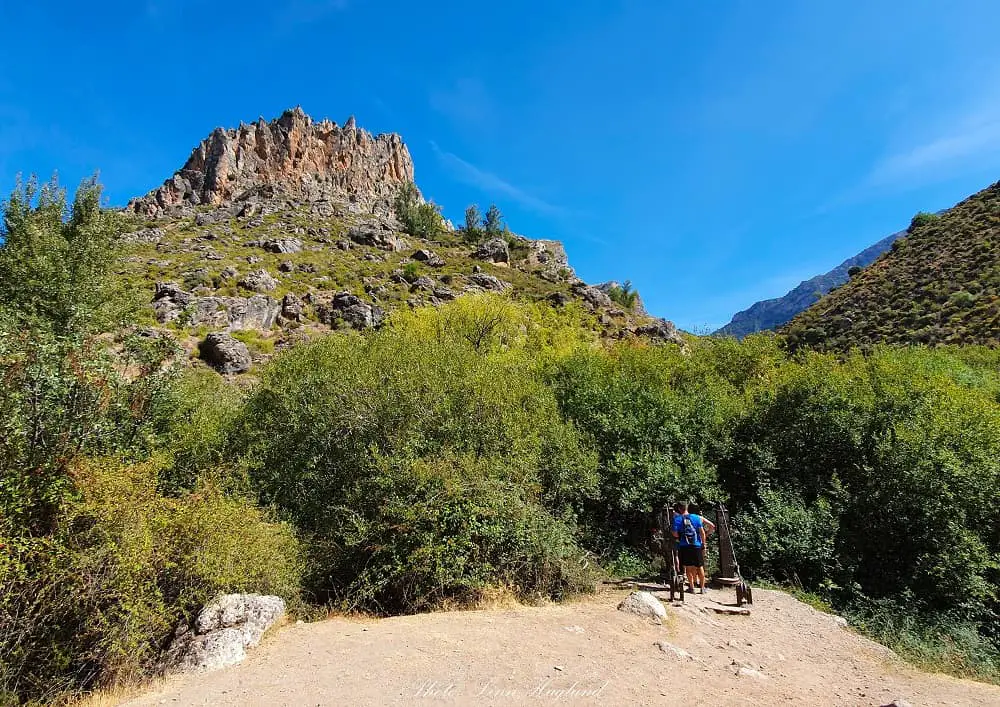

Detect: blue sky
[3,1,1000,330]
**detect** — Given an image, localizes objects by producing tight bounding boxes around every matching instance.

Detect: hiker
[671,502,706,594]
[687,504,715,592]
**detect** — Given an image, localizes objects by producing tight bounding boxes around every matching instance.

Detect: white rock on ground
[655,641,694,660]
[617,591,667,621]
[161,594,286,674]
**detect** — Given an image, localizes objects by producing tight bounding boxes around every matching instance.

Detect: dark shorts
[679,545,704,568]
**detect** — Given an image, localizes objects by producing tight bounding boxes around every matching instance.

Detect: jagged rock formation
[121,107,687,372]
[129,107,413,218]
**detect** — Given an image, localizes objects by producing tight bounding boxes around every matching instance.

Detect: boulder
[239,269,278,292]
[633,318,684,346]
[617,591,666,622]
[152,282,193,323]
[572,283,613,310]
[410,276,435,292]
[122,227,165,244]
[473,237,510,264]
[199,333,252,374]
[468,273,511,292]
[317,292,385,330]
[348,223,405,251]
[281,293,303,322]
[547,292,571,307]
[278,260,295,273]
[160,594,285,674]
[262,238,303,254]
[193,295,281,330]
[412,249,445,267]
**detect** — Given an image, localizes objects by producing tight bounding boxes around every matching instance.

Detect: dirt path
[124,587,999,706]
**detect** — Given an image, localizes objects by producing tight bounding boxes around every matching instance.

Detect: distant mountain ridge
[784,183,1000,349]
[716,228,908,338]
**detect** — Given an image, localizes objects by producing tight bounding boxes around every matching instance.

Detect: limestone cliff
[129,107,413,217]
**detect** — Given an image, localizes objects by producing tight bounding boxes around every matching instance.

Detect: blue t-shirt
[672,513,704,548]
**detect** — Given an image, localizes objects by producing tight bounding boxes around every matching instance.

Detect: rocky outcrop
[573,283,614,310]
[160,594,285,674]
[152,283,281,330]
[129,108,414,218]
[473,237,510,264]
[348,222,406,251]
[199,333,252,374]
[316,292,385,330]
[633,318,685,346]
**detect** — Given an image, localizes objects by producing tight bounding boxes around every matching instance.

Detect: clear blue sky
[3,1,1000,330]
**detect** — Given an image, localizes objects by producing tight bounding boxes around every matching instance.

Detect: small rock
[278,261,295,273]
[655,641,694,660]
[881,700,913,707]
[410,275,435,292]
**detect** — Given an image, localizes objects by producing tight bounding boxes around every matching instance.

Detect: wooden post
[717,503,738,582]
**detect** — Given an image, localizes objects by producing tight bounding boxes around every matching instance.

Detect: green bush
[220,298,599,612]
[0,458,301,702]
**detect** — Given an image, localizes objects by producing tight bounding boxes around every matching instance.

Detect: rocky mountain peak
[129,108,414,217]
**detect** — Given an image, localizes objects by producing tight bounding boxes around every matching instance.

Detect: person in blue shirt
[671,502,715,594]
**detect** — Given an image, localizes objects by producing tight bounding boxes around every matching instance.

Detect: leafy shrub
[220,297,599,612]
[0,459,301,702]
[909,211,940,232]
[402,261,420,282]
[733,488,838,587]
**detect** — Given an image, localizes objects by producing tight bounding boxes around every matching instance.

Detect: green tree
[0,175,131,338]
[483,203,504,236]
[393,181,443,238]
[607,280,639,310]
[463,204,482,240]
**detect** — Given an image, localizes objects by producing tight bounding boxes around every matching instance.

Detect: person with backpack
[671,502,707,594]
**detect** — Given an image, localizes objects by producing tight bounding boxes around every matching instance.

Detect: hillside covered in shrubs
[3,177,1000,702]
[784,182,1000,348]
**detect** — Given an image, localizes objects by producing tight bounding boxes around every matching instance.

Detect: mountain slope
[120,109,682,368]
[716,229,906,338]
[784,182,1000,348]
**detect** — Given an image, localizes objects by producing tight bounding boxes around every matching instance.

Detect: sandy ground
[124,586,1000,706]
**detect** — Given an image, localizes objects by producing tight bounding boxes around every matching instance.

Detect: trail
[124,587,999,706]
